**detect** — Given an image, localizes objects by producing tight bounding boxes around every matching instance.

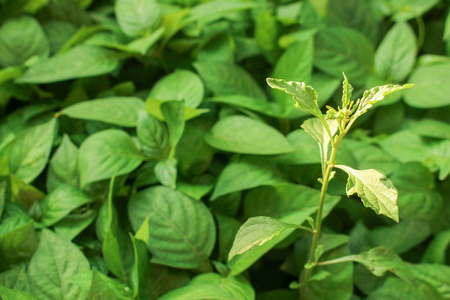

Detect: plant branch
[315,255,358,266]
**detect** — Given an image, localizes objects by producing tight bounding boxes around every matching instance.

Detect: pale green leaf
[47,134,79,192]
[204,115,294,155]
[267,78,323,120]
[61,97,145,127]
[228,216,296,261]
[335,165,399,222]
[0,285,39,300]
[154,158,177,188]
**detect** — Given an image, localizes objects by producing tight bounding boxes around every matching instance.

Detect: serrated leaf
[354,83,414,118]
[335,165,399,222]
[341,72,353,107]
[267,78,323,120]
[228,216,296,261]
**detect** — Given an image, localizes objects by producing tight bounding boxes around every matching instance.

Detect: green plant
[228,74,413,297]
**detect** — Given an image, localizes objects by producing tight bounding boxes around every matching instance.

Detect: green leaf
[375,21,416,82]
[53,208,97,241]
[0,285,39,300]
[271,37,314,116]
[403,62,450,108]
[28,229,91,300]
[160,101,185,151]
[0,264,30,291]
[368,277,443,300]
[87,268,134,300]
[228,216,297,261]
[267,78,323,121]
[8,118,56,183]
[137,111,170,161]
[158,273,255,300]
[354,83,414,118]
[154,158,177,188]
[17,45,120,84]
[408,264,450,299]
[301,118,339,175]
[128,186,215,270]
[212,156,287,199]
[204,115,294,155]
[194,61,266,99]
[314,27,374,85]
[335,165,399,222]
[61,97,145,127]
[341,72,353,108]
[216,214,242,263]
[103,179,134,282]
[149,70,204,108]
[0,217,37,268]
[421,229,450,264]
[129,232,149,298]
[208,95,278,117]
[184,0,257,25]
[78,129,145,187]
[145,98,207,122]
[411,119,450,140]
[47,134,79,192]
[0,16,49,67]
[41,184,93,227]
[115,0,160,37]
[353,246,411,278]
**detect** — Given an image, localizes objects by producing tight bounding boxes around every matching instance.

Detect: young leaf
[335,165,399,222]
[354,83,414,118]
[78,129,145,188]
[128,186,216,270]
[47,134,79,192]
[28,229,91,300]
[160,101,185,152]
[266,78,323,121]
[341,72,353,108]
[228,216,297,261]
[301,118,338,175]
[61,97,145,127]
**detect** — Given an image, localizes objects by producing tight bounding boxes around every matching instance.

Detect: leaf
[53,209,97,241]
[212,156,287,199]
[149,70,204,108]
[411,119,450,140]
[403,62,450,108]
[301,118,339,175]
[28,229,91,300]
[115,0,160,37]
[154,158,177,188]
[0,217,37,268]
[335,165,399,222]
[47,134,79,192]
[17,45,120,84]
[204,115,294,155]
[408,264,450,299]
[145,98,207,121]
[368,277,443,300]
[267,78,323,121]
[354,83,414,118]
[0,16,49,67]
[137,111,170,161]
[128,186,216,270]
[341,72,353,108]
[228,216,297,261]
[194,61,266,99]
[103,179,134,282]
[126,26,165,55]
[158,273,255,300]
[0,285,39,300]
[421,229,450,264]
[208,95,278,117]
[61,97,145,127]
[160,100,185,151]
[314,27,374,85]
[8,118,56,183]
[216,214,242,262]
[0,264,30,291]
[271,37,314,116]
[87,269,133,300]
[184,0,257,25]
[353,246,411,278]
[129,233,149,298]
[41,184,93,227]
[78,129,145,188]
[375,21,416,82]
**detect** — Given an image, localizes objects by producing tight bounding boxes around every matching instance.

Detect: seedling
[228,73,413,298]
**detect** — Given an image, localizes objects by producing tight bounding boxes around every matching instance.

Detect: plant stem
[299,134,343,298]
[315,254,358,266]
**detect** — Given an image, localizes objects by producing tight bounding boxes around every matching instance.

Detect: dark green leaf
[137,111,170,161]
[87,268,133,300]
[160,100,185,151]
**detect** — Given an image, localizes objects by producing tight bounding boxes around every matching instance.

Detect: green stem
[299,134,344,298]
[315,255,358,266]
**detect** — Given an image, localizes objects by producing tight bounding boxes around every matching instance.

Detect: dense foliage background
[0,0,449,299]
